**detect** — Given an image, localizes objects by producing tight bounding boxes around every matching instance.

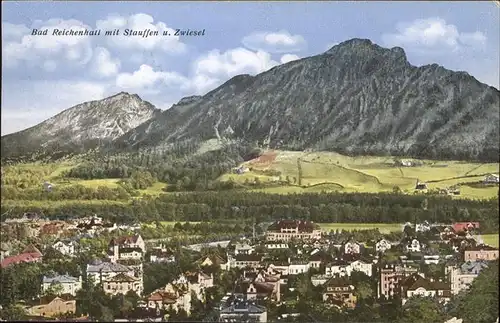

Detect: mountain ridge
[1,91,161,161]
[2,38,499,162]
[114,38,500,161]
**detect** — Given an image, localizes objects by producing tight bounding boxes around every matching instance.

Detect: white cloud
[96,13,186,53]
[280,54,300,64]
[2,18,93,68]
[242,30,307,53]
[382,17,487,54]
[116,64,188,92]
[194,47,278,78]
[43,60,57,72]
[91,47,121,78]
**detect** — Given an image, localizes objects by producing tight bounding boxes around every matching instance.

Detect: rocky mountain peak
[1,92,160,160]
[325,38,409,67]
[115,38,499,162]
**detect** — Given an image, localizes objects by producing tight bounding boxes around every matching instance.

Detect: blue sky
[2,1,499,135]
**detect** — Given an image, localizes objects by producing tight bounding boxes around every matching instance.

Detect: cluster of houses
[206,219,498,320]
[1,214,142,243]
[1,216,498,321]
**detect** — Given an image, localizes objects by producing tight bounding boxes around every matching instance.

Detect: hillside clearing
[220,150,499,200]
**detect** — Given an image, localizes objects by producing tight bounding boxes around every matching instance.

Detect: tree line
[2,192,498,233]
[61,142,261,192]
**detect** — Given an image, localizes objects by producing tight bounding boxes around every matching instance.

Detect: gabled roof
[464,244,498,252]
[147,291,177,304]
[109,234,142,246]
[86,261,131,273]
[400,273,450,292]
[43,274,79,284]
[325,276,353,288]
[35,293,75,306]
[1,251,43,268]
[267,220,319,233]
[460,260,489,274]
[22,244,42,256]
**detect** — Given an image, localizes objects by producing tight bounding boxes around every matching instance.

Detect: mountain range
[2,38,499,162]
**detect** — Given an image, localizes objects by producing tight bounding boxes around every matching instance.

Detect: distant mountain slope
[1,92,161,161]
[115,38,500,162]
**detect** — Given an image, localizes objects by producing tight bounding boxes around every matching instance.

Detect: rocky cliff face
[3,39,499,162]
[116,39,500,161]
[1,92,160,160]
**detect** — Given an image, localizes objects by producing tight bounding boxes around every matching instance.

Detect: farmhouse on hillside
[483,174,499,184]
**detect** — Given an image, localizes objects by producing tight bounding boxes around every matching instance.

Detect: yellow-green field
[220,150,499,200]
[318,223,402,234]
[482,234,499,248]
[3,151,499,200]
[2,161,166,196]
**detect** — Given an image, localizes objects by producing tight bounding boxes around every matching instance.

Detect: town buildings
[266,220,322,241]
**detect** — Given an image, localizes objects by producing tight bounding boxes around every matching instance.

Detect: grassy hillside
[2,150,498,201]
[482,234,499,248]
[220,150,499,200]
[1,161,166,196]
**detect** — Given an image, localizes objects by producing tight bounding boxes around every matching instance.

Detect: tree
[399,297,445,323]
[421,198,428,211]
[45,282,64,296]
[354,281,374,301]
[0,304,27,321]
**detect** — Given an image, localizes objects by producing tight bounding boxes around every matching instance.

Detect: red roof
[452,222,479,233]
[110,235,140,246]
[1,252,42,268]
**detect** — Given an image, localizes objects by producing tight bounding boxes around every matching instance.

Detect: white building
[52,240,79,257]
[325,259,373,277]
[404,238,422,253]
[447,261,489,295]
[342,241,361,255]
[483,174,499,184]
[42,274,82,296]
[375,239,392,253]
[234,243,255,255]
[264,242,289,250]
[86,260,143,296]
